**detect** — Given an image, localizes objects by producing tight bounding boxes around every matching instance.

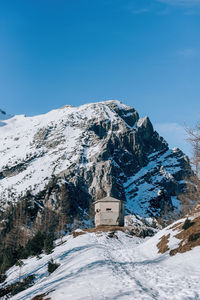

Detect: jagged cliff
[0,101,192,230]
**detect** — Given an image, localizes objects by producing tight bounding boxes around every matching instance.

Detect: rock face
[0,101,192,229]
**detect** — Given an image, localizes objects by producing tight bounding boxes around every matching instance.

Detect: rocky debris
[125,214,160,237]
[70,219,157,239]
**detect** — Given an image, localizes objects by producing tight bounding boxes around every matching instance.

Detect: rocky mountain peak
[102,100,139,127]
[0,100,193,231]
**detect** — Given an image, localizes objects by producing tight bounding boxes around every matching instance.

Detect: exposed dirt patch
[170,216,200,256]
[31,293,51,300]
[85,225,126,233]
[169,222,183,231]
[157,234,170,254]
[71,231,86,238]
[70,226,126,238]
[157,216,200,256]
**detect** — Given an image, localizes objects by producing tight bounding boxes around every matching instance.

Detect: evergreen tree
[44,232,54,254]
[25,231,45,256]
[47,258,60,274]
[16,259,24,281]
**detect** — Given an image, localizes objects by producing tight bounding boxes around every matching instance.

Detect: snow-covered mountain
[0,101,198,299]
[0,100,191,229]
[2,219,200,300]
[0,109,10,120]
[0,109,12,126]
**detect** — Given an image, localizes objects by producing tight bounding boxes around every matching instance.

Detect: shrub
[0,231,56,277]
[0,273,6,283]
[0,274,35,297]
[188,233,200,242]
[182,218,193,230]
[48,258,60,274]
[16,259,24,268]
[11,274,35,296]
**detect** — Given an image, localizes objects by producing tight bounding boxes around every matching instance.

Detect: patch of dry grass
[170,216,200,256]
[31,294,51,300]
[157,216,200,256]
[70,226,126,238]
[157,234,170,254]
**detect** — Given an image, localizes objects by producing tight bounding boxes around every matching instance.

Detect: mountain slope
[2,227,200,300]
[0,101,191,229]
[0,109,12,126]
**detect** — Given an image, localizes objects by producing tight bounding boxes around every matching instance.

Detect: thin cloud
[154,122,191,156]
[131,8,150,14]
[178,48,199,58]
[158,0,200,6]
[122,0,152,15]
[124,0,200,15]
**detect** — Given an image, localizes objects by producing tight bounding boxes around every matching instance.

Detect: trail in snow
[4,230,200,300]
[101,233,200,300]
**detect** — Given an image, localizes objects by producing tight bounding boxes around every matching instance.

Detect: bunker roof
[94,196,124,204]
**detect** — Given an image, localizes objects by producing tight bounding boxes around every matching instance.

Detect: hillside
[156,209,200,256]
[0,97,197,299]
[1,223,200,300]
[0,101,191,234]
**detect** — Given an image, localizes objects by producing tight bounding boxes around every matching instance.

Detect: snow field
[3,228,200,300]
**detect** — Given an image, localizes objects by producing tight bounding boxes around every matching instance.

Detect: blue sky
[0,0,200,155]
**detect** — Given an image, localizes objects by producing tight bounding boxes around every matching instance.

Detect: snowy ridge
[3,227,200,300]
[0,101,131,207]
[0,100,191,221]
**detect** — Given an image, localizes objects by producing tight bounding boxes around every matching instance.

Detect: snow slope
[4,228,200,300]
[0,101,128,207]
[124,148,185,216]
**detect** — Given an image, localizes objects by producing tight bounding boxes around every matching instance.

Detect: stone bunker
[94,196,124,227]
